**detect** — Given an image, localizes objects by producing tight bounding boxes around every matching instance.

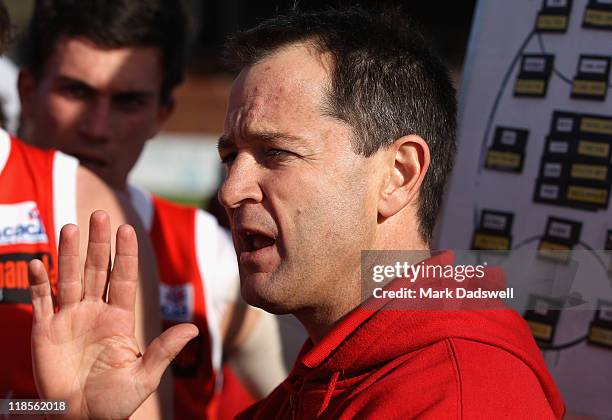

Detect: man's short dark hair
[24,0,187,103]
[224,7,457,245]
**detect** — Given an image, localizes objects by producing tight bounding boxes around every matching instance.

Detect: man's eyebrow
[55,75,156,97]
[253,130,310,144]
[55,75,95,90]
[113,90,156,99]
[217,130,308,150]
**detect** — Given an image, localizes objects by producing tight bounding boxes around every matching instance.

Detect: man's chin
[239,271,295,315]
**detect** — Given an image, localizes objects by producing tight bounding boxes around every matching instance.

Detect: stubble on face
[221,43,383,321]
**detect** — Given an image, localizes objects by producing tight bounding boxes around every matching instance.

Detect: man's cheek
[46,98,81,128]
[127,113,160,138]
[32,106,73,145]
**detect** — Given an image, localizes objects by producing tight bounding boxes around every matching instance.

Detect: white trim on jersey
[128,185,240,385]
[0,129,10,176]
[195,209,240,387]
[128,185,154,232]
[52,151,78,249]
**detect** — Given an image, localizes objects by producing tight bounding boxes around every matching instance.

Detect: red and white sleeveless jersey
[0,129,78,400]
[130,186,239,419]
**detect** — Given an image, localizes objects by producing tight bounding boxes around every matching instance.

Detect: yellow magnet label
[589,326,612,347]
[572,80,607,96]
[578,140,610,158]
[580,117,612,135]
[486,151,521,168]
[570,164,608,181]
[515,79,546,95]
[584,9,612,27]
[567,185,608,204]
[537,15,568,30]
[473,233,510,251]
[527,321,553,340]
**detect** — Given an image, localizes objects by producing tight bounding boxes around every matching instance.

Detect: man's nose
[79,99,112,142]
[218,154,263,210]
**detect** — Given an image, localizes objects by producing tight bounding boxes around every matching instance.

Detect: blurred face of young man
[218,44,387,323]
[19,36,172,190]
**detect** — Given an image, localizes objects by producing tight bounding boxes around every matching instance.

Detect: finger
[108,224,139,312]
[28,259,54,321]
[57,224,82,309]
[83,210,112,300]
[140,324,199,389]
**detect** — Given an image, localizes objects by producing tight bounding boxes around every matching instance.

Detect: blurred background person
[15,0,286,418]
[0,1,168,418]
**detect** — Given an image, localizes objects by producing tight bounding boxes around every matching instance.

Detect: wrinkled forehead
[225,44,333,135]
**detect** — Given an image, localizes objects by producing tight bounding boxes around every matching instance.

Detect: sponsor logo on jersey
[0,252,52,304]
[0,202,49,245]
[159,283,194,322]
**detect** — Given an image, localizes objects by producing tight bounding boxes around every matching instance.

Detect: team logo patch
[159,283,194,322]
[0,202,48,245]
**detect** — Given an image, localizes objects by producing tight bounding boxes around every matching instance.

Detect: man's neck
[297,243,431,344]
[294,276,362,344]
[295,308,348,344]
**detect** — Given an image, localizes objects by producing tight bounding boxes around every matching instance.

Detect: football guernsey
[0,129,77,400]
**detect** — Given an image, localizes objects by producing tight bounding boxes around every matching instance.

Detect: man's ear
[18,68,36,120]
[378,134,430,219]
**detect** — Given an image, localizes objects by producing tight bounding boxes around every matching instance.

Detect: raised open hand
[28,211,198,419]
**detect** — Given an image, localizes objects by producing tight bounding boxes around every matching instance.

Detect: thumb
[140,323,199,387]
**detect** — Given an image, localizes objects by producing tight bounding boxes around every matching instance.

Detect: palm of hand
[29,211,198,419]
[33,303,144,419]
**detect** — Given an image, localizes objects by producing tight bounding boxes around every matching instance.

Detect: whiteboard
[437,0,612,417]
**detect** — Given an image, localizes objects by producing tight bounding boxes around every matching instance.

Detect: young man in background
[17,0,285,417]
[0,1,168,417]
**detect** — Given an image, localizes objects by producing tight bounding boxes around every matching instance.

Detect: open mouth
[234,223,280,270]
[242,231,276,252]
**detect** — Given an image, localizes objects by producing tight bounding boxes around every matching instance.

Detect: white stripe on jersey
[0,129,10,175]
[195,209,240,387]
[52,151,78,249]
[128,185,154,233]
[128,185,240,382]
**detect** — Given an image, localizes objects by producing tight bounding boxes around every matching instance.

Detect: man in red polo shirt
[27,7,565,419]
